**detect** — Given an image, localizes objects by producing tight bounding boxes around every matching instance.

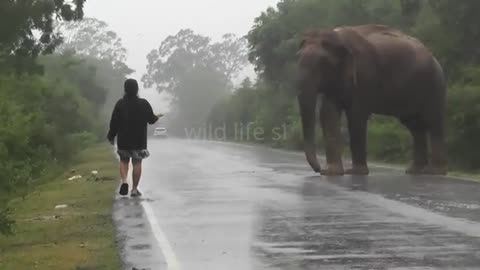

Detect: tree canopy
[56,17,134,75]
[0,0,86,73]
[143,29,248,135]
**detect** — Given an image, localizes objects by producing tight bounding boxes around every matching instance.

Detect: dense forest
[0,2,131,234]
[205,0,480,171]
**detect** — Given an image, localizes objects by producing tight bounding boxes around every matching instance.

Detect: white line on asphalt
[141,201,181,270]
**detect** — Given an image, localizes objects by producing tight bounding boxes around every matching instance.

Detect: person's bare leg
[118,159,130,195]
[120,160,129,184]
[132,160,143,192]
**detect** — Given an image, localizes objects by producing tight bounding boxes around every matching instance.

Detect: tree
[143,29,213,94]
[40,54,108,117]
[142,29,248,135]
[143,29,248,94]
[0,0,86,73]
[426,0,480,78]
[55,18,134,75]
[46,19,134,123]
[399,0,422,27]
[209,33,249,81]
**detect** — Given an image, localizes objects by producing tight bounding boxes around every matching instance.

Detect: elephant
[296,24,447,176]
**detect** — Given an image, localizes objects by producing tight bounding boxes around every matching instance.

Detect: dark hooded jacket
[107,97,158,150]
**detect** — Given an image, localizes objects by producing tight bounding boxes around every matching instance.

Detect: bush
[0,73,102,234]
[69,132,98,150]
[0,209,14,235]
[447,82,480,170]
[367,116,411,163]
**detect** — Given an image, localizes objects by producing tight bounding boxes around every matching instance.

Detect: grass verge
[0,144,121,270]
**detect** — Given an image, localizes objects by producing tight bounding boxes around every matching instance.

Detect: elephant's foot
[320,164,344,176]
[405,164,427,175]
[422,165,447,176]
[345,165,369,175]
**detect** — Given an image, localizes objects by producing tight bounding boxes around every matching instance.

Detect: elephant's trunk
[298,91,321,173]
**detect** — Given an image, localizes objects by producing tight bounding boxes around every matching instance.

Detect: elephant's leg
[400,117,428,175]
[425,118,448,175]
[320,98,344,176]
[345,110,369,175]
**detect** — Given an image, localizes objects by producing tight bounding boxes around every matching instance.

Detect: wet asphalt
[113,139,480,270]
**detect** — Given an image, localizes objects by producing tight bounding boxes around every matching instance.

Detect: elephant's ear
[333,29,362,89]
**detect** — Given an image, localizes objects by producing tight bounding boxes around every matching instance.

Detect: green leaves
[143,29,248,94]
[55,18,133,76]
[0,0,86,73]
[0,209,14,235]
[143,29,248,135]
[446,67,480,169]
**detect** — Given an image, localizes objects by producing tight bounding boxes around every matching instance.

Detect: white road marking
[141,201,181,270]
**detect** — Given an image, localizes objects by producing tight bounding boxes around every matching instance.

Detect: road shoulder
[0,144,122,270]
[206,139,480,183]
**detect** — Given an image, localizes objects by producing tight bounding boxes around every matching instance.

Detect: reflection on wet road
[114,139,480,270]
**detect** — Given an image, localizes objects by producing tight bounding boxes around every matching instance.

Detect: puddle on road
[130,244,152,251]
[129,223,147,229]
[124,212,144,219]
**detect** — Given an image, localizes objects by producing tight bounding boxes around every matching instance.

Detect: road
[114,139,480,270]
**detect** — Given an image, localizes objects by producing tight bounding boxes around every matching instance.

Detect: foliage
[39,54,131,126]
[55,17,134,75]
[0,0,85,73]
[52,17,134,120]
[0,69,114,233]
[367,116,411,163]
[143,29,249,135]
[0,9,133,234]
[446,67,480,170]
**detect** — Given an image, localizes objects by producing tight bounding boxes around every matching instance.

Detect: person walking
[107,78,163,197]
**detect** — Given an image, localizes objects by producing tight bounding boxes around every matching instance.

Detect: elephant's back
[359,27,436,81]
[362,26,433,64]
[352,26,444,115]
[338,24,435,69]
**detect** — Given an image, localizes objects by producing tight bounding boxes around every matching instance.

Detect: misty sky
[84,0,279,110]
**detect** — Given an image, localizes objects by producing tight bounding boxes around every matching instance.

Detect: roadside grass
[0,144,121,270]
[447,171,480,183]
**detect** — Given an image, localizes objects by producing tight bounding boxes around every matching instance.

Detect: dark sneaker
[119,183,129,196]
[130,189,142,197]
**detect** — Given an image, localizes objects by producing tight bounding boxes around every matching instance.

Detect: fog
[84,0,279,112]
